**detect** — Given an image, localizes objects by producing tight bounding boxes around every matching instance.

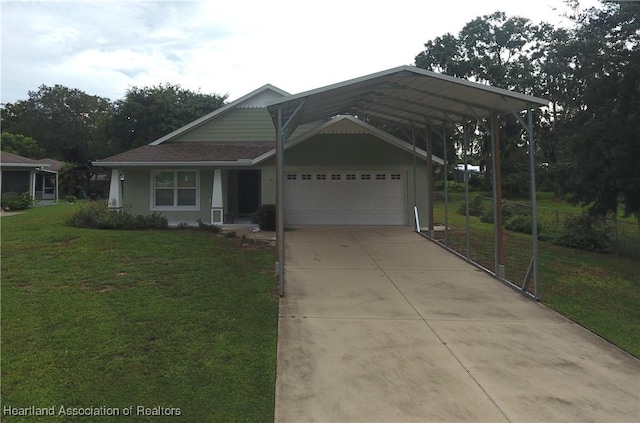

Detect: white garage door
[284,170,407,225]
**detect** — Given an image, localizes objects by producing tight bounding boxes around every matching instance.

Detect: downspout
[412,127,418,231]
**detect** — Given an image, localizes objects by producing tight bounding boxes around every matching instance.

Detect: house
[94,83,443,226]
[1,151,60,202]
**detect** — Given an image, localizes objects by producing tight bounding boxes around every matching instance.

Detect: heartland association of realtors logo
[3,405,182,417]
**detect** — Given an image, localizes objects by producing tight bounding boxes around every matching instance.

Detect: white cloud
[1,0,603,104]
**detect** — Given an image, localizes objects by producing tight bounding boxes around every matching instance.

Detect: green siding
[282,133,423,167]
[170,108,323,144]
[173,108,275,142]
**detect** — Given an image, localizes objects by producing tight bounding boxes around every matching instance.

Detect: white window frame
[150,169,200,211]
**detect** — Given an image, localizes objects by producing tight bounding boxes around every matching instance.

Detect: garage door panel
[285,171,406,225]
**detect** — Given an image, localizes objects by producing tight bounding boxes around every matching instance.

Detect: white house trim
[210,169,224,225]
[108,169,122,209]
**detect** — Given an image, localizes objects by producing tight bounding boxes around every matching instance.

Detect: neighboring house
[455,164,482,174]
[94,84,443,226]
[1,151,59,201]
[37,158,64,200]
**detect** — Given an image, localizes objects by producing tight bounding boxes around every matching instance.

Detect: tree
[0,132,44,158]
[107,84,227,152]
[415,12,550,195]
[1,85,114,163]
[553,2,640,217]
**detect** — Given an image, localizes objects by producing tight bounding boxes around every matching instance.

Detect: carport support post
[426,127,435,237]
[276,106,285,297]
[527,104,539,299]
[490,112,505,278]
[443,126,449,246]
[463,123,471,259]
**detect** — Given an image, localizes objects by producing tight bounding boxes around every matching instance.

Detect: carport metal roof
[266,65,548,132]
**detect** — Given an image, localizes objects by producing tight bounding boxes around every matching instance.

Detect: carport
[267,65,549,299]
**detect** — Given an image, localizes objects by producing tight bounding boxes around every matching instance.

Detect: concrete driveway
[275,226,640,423]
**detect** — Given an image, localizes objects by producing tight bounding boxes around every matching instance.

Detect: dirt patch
[97,285,116,293]
[0,210,24,218]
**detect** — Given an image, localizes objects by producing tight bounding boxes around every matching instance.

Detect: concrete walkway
[275,226,640,423]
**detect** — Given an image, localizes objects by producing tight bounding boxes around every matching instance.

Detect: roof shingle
[98,142,274,163]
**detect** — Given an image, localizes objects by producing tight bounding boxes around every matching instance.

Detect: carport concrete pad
[275,226,640,423]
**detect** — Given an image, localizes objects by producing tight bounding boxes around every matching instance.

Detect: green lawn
[432,194,640,358]
[1,204,278,422]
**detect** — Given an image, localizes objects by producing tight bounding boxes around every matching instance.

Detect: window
[376,174,386,180]
[346,174,356,180]
[301,174,312,180]
[287,174,297,180]
[331,174,341,180]
[391,174,401,180]
[152,170,199,210]
[361,174,371,180]
[316,174,327,180]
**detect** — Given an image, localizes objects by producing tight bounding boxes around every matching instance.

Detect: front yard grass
[1,204,278,422]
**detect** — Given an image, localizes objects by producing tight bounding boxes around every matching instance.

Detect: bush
[254,204,276,231]
[1,192,35,210]
[58,163,88,198]
[197,218,222,233]
[504,213,542,234]
[480,201,522,223]
[554,214,613,253]
[66,201,168,230]
[457,195,486,217]
[468,174,482,188]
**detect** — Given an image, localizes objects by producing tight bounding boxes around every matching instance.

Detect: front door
[238,170,260,215]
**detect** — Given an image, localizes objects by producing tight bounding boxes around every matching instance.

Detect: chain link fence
[430,189,640,291]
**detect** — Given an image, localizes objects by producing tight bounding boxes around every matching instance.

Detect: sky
[1,0,602,105]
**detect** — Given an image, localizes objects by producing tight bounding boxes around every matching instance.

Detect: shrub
[457,195,486,217]
[504,213,542,234]
[224,230,237,238]
[468,174,482,188]
[554,214,613,253]
[480,201,522,223]
[1,192,35,210]
[66,201,168,230]
[58,163,88,198]
[197,218,222,234]
[254,204,276,231]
